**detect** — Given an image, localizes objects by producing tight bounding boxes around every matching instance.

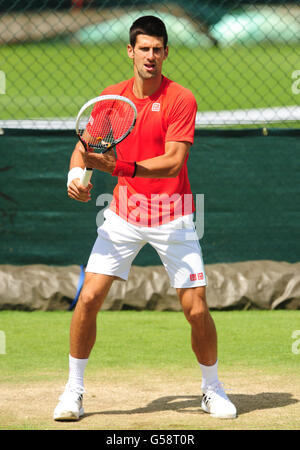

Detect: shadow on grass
[84,392,298,418]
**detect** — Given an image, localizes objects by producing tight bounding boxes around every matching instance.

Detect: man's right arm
[67,141,92,203]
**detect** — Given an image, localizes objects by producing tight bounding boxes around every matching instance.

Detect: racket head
[75,95,137,153]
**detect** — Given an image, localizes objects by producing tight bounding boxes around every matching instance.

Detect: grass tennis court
[1,41,299,120]
[1,310,299,430]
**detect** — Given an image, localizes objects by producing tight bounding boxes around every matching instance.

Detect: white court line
[196,106,300,126]
[0,106,299,130]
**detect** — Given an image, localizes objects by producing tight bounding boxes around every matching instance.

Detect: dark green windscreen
[0,128,299,266]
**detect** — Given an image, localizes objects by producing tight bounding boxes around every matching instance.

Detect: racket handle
[80,168,93,187]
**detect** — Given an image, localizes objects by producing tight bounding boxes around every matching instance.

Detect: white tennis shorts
[86,208,207,288]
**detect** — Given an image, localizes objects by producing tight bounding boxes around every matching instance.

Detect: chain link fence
[0,0,299,128]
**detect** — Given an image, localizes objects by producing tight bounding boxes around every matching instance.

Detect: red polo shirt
[94,76,197,226]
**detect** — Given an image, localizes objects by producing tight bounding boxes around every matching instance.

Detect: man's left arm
[133,141,190,178]
[80,140,191,178]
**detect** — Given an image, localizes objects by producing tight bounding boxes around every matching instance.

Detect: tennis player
[54,15,236,421]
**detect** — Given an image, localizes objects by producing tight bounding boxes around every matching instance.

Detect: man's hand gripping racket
[75,95,137,187]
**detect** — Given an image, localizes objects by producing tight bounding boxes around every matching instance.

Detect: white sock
[67,354,88,390]
[199,360,219,390]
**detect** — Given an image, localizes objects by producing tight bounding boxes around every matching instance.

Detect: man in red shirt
[54,15,236,421]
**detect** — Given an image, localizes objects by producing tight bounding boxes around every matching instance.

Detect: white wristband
[67,167,84,187]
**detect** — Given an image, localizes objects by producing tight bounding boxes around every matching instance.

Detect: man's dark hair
[129,15,168,49]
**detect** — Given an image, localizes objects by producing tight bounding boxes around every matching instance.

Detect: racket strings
[79,99,135,149]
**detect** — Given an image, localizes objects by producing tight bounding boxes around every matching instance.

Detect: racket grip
[80,168,93,187]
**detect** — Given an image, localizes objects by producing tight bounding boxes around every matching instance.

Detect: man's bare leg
[177,286,237,418]
[177,286,217,366]
[70,272,115,359]
[54,272,115,421]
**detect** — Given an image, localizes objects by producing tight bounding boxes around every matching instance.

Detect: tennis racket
[75,95,137,187]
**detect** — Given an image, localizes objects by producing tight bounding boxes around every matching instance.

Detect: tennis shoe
[53,384,84,421]
[201,381,236,419]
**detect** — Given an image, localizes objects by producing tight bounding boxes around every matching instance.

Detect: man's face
[127,34,168,80]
